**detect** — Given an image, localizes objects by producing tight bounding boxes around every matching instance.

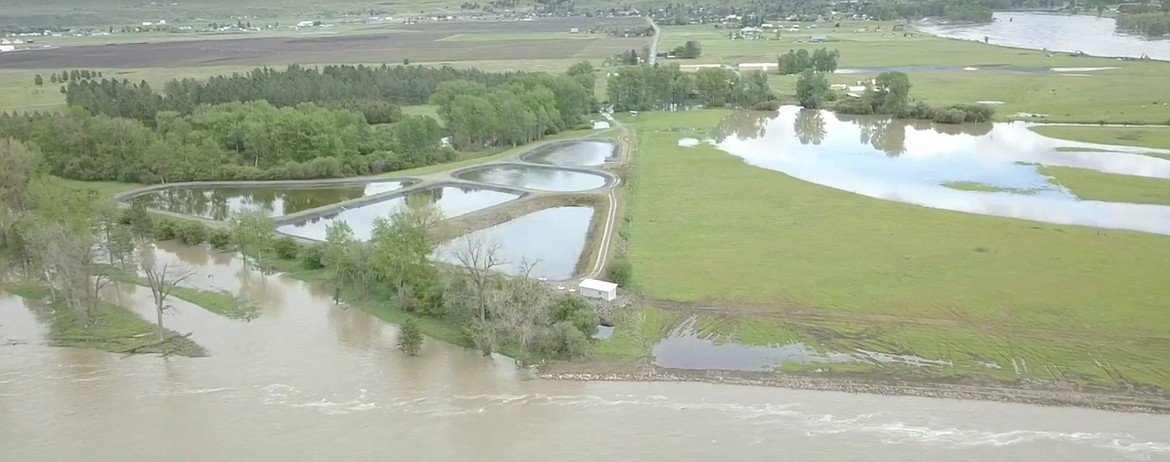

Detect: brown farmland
[0,17,650,69]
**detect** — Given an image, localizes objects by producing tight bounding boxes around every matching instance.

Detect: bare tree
[450,236,509,324]
[138,245,195,346]
[490,259,553,366]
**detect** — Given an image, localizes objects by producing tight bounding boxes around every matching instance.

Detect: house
[739,26,762,40]
[295,20,315,28]
[0,45,14,52]
[578,279,618,301]
[569,27,579,33]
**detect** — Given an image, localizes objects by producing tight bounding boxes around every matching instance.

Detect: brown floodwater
[3,242,1170,461]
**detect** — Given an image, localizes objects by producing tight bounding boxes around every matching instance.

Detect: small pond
[434,206,594,281]
[457,165,609,192]
[131,181,411,221]
[651,316,951,372]
[277,186,520,242]
[698,107,1170,235]
[522,140,617,167]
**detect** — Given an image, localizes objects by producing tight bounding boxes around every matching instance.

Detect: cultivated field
[604,109,1170,390]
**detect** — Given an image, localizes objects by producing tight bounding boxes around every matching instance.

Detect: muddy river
[697,107,1170,235]
[2,241,1170,461]
[917,12,1170,60]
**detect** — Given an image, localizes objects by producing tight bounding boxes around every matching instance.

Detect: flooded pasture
[4,243,1170,461]
[276,185,520,241]
[521,140,618,167]
[435,206,595,281]
[833,65,1116,74]
[917,12,1170,60]
[131,180,411,220]
[457,164,610,192]
[700,107,1170,235]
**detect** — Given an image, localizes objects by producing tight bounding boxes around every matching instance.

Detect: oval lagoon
[917,12,1170,60]
[276,186,520,241]
[435,206,594,281]
[522,140,617,167]
[701,107,1170,235]
[457,165,609,192]
[3,242,1170,461]
[131,180,411,221]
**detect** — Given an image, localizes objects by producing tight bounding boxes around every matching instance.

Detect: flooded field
[834,65,1117,74]
[435,206,594,281]
[131,180,411,221]
[4,243,1170,461]
[276,185,520,241]
[521,140,617,167]
[917,12,1170,60]
[699,107,1170,235]
[457,165,610,192]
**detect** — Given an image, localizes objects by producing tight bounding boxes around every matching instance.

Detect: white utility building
[578,279,618,301]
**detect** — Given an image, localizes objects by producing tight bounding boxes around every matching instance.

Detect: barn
[578,279,618,301]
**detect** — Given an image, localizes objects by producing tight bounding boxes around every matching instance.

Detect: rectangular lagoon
[132,181,410,221]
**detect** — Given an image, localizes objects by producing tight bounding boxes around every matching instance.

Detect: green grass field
[1030,125,1170,150]
[593,109,1170,389]
[942,181,1041,194]
[1042,166,1170,205]
[661,22,1170,124]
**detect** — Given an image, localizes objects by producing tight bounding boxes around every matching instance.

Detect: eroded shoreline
[536,367,1170,414]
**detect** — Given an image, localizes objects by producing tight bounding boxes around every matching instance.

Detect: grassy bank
[589,109,1170,391]
[1041,166,1170,205]
[103,270,259,320]
[1030,125,1170,151]
[2,284,206,357]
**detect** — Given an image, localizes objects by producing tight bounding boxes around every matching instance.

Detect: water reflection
[435,206,595,281]
[522,141,617,167]
[917,12,1170,61]
[132,181,410,221]
[707,106,1170,234]
[277,186,521,242]
[457,165,609,192]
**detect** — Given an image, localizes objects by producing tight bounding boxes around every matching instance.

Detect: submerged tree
[138,244,195,348]
[231,209,274,269]
[397,317,423,356]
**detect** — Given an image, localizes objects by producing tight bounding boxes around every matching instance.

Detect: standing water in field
[917,12,1170,61]
[3,242,1170,461]
[702,107,1170,235]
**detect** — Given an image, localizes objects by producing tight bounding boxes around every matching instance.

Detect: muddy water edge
[3,242,1170,461]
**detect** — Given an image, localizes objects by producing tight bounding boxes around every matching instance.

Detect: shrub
[176,221,208,245]
[208,228,233,250]
[933,108,968,124]
[751,100,781,111]
[946,104,995,123]
[397,318,423,356]
[299,244,325,269]
[605,257,633,288]
[833,97,874,115]
[896,101,936,120]
[154,219,177,240]
[273,236,300,260]
[553,295,600,337]
[544,321,590,359]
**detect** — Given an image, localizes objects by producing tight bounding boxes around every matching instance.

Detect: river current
[2,243,1170,461]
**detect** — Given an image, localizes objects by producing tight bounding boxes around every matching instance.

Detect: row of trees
[777,48,840,75]
[796,70,993,124]
[670,40,703,59]
[64,64,520,126]
[429,64,597,150]
[0,139,206,353]
[606,64,775,111]
[1116,12,1170,38]
[0,102,450,184]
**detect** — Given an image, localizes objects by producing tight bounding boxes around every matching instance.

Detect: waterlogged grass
[1031,125,1170,150]
[590,307,678,361]
[100,268,258,320]
[2,283,205,356]
[618,109,1170,390]
[1041,166,1170,206]
[942,181,1042,195]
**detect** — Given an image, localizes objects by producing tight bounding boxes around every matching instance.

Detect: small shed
[809,34,829,42]
[578,279,618,301]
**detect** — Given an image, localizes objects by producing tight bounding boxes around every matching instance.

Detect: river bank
[537,365,1170,415]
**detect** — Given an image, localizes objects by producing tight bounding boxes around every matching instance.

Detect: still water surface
[435,206,594,281]
[458,165,610,192]
[2,242,1170,461]
[276,186,520,241]
[523,140,618,167]
[703,107,1170,235]
[133,181,410,221]
[917,12,1170,60]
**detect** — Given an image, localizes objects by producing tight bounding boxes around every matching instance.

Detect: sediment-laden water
[2,243,1170,461]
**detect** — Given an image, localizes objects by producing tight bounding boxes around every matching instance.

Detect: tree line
[65,64,520,126]
[777,48,840,75]
[1115,11,1170,38]
[797,70,994,124]
[0,102,450,184]
[606,63,775,112]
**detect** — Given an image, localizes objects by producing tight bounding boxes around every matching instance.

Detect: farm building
[739,27,762,40]
[578,279,618,301]
[809,34,829,42]
[593,121,611,130]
